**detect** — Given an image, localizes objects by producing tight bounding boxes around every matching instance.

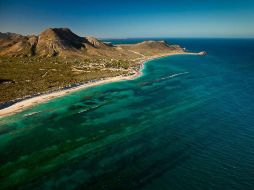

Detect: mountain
[0,28,110,57]
[36,28,83,57]
[0,28,184,58]
[118,40,183,56]
[36,28,115,57]
[131,40,171,49]
[0,32,37,56]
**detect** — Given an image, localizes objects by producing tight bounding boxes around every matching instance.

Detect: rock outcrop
[36,28,85,57]
[85,36,110,48]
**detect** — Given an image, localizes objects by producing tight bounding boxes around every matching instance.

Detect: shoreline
[0,52,201,118]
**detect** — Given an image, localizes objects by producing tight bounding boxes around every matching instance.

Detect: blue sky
[0,0,254,38]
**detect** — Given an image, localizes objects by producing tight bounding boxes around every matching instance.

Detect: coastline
[0,52,201,118]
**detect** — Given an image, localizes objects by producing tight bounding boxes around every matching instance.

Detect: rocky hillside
[0,32,37,57]
[118,40,183,56]
[0,28,184,59]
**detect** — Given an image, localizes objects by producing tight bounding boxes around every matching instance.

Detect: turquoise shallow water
[0,39,254,189]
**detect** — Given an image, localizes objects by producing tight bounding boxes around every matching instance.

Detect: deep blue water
[0,39,254,189]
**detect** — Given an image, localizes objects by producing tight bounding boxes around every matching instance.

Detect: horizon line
[100,36,254,40]
[1,30,254,40]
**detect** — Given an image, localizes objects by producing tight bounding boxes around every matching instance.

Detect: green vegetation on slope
[0,56,134,103]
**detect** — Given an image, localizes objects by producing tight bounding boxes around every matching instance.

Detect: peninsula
[0,28,203,117]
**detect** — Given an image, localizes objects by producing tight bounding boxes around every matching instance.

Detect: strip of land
[0,52,202,118]
[0,27,207,117]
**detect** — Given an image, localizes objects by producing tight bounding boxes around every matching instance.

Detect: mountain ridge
[0,28,184,58]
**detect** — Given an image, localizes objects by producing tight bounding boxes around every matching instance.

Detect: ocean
[0,39,254,189]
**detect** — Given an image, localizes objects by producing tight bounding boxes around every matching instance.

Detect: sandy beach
[0,52,201,118]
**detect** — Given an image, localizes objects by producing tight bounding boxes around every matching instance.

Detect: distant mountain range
[0,28,184,59]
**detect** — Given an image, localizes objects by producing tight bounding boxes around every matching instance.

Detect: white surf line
[23,111,40,117]
[161,72,189,80]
